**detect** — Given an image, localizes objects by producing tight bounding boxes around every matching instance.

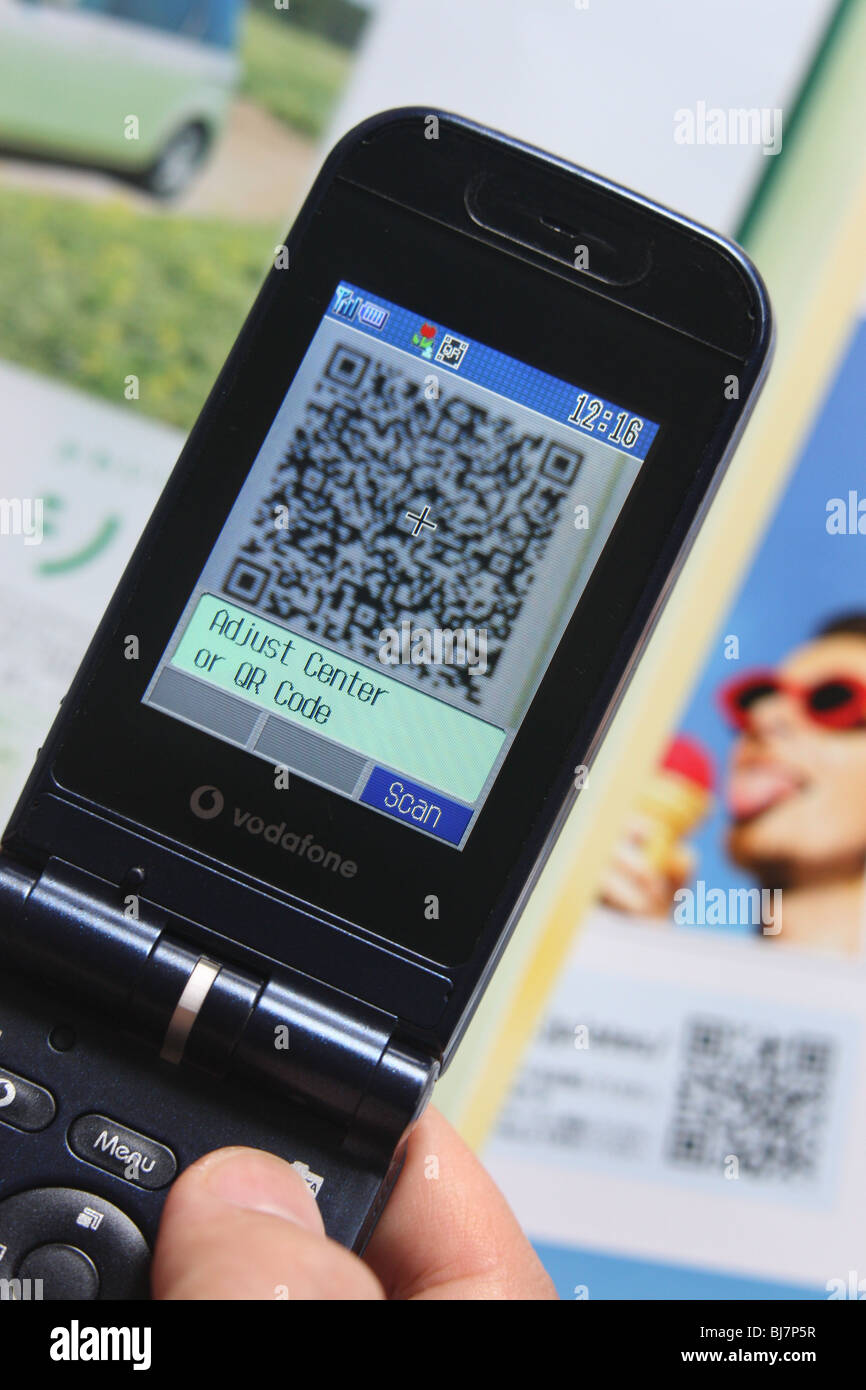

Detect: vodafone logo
[189,784,225,819]
[186,783,358,878]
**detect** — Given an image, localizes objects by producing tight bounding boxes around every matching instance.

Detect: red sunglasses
[719,670,866,731]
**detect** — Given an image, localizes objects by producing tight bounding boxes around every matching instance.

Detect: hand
[599,812,694,919]
[152,1105,557,1300]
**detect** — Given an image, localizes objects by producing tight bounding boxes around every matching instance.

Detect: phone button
[68,1115,177,1190]
[18,1243,100,1300]
[359,768,473,845]
[0,1187,149,1300]
[0,1067,56,1132]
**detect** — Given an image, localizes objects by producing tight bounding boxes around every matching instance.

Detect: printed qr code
[221,343,583,705]
[666,1017,836,1182]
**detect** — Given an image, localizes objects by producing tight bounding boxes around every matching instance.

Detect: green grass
[239,10,351,136]
[0,187,277,429]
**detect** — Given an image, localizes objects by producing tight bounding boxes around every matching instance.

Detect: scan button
[360,768,473,845]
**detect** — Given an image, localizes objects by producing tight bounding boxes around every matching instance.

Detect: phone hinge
[0,853,438,1160]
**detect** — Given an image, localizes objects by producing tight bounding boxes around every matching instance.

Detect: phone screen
[142,281,659,851]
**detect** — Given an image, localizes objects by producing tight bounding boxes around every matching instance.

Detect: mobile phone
[0,109,771,1300]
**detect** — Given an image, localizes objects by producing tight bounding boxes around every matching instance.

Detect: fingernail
[199,1148,323,1232]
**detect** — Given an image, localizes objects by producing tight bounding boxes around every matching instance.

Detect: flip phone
[0,109,772,1300]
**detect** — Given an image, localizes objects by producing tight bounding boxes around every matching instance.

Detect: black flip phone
[0,109,772,1301]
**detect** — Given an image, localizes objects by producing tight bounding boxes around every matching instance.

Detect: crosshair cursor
[406,505,437,537]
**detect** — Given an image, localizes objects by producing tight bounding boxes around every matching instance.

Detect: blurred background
[1,0,865,1302]
[0,0,372,426]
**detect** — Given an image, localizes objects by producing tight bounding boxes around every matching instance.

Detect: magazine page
[483,272,866,1298]
[328,0,832,231]
[438,0,866,1140]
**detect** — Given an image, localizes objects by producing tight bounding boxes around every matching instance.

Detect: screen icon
[76,1207,105,1231]
[359,301,389,330]
[435,334,470,370]
[412,322,437,358]
[333,286,361,321]
[291,1160,325,1197]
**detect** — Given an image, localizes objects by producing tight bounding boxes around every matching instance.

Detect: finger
[621,812,654,847]
[599,862,664,915]
[363,1106,557,1300]
[667,844,696,890]
[152,1147,385,1301]
[613,838,663,884]
[599,863,651,914]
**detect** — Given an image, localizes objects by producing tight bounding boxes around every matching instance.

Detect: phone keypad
[0,1187,150,1300]
[68,1114,177,1190]
[0,1066,56,1132]
[18,1243,101,1300]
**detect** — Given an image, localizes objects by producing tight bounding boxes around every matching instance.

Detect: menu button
[68,1114,177,1190]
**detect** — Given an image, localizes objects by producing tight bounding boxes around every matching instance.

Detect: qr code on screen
[221,343,583,705]
[665,1016,836,1183]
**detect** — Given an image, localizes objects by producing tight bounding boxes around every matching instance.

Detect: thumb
[152,1147,385,1300]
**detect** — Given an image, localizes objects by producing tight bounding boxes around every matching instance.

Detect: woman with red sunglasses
[601,614,866,955]
[718,614,866,955]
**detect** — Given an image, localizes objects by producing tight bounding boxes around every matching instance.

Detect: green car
[0,0,241,196]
